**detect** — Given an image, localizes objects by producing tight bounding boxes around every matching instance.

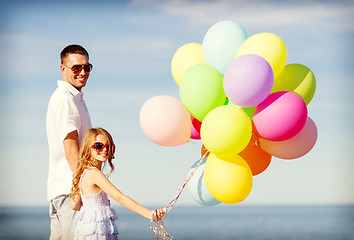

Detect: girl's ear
[113,146,116,156]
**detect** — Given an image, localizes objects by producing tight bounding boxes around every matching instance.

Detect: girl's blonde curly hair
[71,128,116,198]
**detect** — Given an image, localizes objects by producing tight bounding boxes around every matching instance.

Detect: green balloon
[242,106,256,119]
[227,101,255,119]
[180,64,226,121]
[272,63,316,105]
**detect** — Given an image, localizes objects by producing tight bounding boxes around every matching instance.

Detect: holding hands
[152,208,167,221]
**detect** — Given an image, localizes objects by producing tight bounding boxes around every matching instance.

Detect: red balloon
[191,115,202,140]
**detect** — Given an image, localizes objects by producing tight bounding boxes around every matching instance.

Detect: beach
[0,205,353,240]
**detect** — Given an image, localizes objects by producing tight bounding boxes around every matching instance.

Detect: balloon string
[149,151,209,240]
[250,139,260,146]
[166,150,208,212]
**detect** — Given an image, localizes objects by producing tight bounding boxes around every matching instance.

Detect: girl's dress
[74,167,119,240]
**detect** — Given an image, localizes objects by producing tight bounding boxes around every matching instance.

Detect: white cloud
[131,0,354,31]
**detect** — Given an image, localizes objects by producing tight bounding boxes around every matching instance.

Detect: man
[46,44,92,239]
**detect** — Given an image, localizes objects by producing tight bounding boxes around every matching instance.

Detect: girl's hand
[152,208,166,221]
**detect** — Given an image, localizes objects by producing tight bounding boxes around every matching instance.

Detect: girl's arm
[89,168,164,220]
[70,194,83,211]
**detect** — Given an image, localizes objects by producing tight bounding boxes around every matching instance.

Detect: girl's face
[91,134,110,162]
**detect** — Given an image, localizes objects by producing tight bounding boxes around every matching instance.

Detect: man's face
[61,53,90,91]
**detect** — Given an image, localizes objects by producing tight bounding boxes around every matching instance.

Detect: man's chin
[77,81,87,88]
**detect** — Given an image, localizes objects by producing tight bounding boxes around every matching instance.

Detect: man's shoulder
[49,85,75,102]
[47,87,76,113]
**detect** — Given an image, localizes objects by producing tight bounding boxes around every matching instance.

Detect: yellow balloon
[204,153,253,204]
[272,63,316,105]
[236,32,287,78]
[171,43,205,85]
[201,105,252,158]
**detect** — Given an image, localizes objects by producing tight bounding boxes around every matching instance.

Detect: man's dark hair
[60,44,89,64]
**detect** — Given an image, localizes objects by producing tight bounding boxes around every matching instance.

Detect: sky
[0,0,353,207]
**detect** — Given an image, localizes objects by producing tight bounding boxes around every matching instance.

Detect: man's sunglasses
[64,63,93,73]
[91,142,110,152]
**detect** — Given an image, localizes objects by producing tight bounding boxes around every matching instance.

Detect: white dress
[74,167,119,240]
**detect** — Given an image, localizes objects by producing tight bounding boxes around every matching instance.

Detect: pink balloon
[139,95,191,146]
[223,54,274,107]
[259,117,317,159]
[253,91,307,141]
[190,115,202,140]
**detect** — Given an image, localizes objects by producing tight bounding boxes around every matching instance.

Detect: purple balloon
[223,54,274,107]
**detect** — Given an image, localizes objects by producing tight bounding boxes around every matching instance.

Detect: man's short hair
[60,44,89,64]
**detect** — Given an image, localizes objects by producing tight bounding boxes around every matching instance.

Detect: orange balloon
[201,144,210,158]
[239,134,272,176]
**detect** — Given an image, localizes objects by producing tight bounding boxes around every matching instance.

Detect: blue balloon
[187,158,221,206]
[202,20,247,75]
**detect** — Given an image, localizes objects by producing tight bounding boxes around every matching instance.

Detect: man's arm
[63,130,80,173]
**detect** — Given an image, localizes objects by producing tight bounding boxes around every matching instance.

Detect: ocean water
[0,205,353,240]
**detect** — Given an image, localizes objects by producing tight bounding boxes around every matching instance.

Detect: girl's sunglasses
[65,63,93,73]
[91,142,110,152]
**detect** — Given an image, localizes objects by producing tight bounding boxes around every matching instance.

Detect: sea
[0,205,353,240]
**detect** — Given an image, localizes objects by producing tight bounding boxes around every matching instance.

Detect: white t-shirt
[46,80,92,201]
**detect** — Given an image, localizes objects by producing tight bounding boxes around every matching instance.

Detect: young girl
[71,128,165,239]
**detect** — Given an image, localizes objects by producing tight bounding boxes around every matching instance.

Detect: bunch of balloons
[140,20,317,206]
